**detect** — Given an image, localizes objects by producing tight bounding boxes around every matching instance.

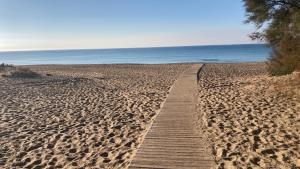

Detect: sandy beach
[1,63,299,169]
[0,64,189,168]
[197,63,300,168]
[1,0,298,168]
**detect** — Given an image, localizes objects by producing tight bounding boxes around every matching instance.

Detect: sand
[197,63,300,168]
[0,64,189,169]
[1,62,299,169]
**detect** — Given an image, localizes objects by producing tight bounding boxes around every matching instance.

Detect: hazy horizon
[0,0,258,51]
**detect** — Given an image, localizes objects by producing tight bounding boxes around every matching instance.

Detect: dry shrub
[0,63,14,72]
[1,64,40,78]
[9,68,40,78]
[268,33,300,76]
[272,71,300,101]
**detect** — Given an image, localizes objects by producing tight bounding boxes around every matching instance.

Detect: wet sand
[0,64,189,168]
[197,63,300,168]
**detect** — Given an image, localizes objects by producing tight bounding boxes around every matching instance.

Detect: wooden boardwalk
[129,64,215,169]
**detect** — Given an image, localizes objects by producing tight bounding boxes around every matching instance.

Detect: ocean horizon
[0,44,271,65]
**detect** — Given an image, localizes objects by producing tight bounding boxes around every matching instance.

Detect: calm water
[0,44,270,65]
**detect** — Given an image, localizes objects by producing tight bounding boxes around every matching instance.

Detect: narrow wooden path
[129,64,215,169]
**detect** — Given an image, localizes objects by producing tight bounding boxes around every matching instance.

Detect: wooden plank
[128,64,215,169]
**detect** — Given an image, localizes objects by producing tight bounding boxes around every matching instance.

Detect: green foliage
[243,0,300,75]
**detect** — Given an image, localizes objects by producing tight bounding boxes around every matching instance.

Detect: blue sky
[0,0,256,51]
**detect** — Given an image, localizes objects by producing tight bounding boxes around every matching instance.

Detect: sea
[0,44,271,65]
